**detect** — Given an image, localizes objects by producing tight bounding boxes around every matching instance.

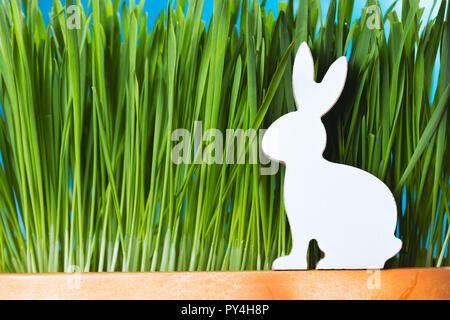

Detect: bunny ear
[292,42,348,116]
[317,56,348,116]
[292,42,315,110]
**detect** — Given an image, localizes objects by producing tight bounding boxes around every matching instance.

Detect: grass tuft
[0,0,448,272]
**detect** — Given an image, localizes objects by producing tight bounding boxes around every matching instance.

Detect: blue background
[36,0,442,27]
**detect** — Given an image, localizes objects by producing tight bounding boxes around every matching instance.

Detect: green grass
[0,0,448,272]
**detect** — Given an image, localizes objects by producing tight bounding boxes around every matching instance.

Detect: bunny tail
[390,237,402,257]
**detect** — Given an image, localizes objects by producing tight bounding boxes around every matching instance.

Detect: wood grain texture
[0,268,448,300]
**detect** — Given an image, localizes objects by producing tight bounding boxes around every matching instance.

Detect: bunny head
[262,42,348,165]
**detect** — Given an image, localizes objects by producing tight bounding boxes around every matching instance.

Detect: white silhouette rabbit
[262,42,402,270]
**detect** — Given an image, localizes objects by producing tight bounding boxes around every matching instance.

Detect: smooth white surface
[262,42,402,270]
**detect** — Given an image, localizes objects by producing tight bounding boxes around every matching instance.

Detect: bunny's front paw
[272,255,307,270]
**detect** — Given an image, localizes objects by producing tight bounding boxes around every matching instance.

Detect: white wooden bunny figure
[262,42,402,270]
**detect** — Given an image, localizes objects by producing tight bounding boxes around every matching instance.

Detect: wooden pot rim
[0,267,448,300]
